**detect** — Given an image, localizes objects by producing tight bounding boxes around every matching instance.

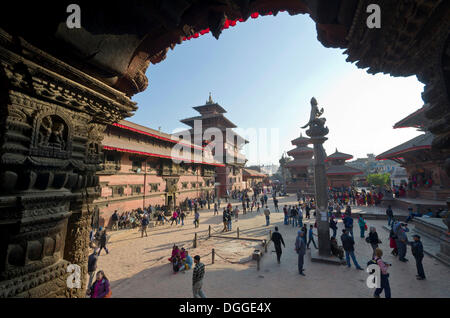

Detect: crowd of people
[86,184,433,299]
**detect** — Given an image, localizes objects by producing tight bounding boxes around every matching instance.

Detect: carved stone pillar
[306,125,331,257]
[0,30,135,297]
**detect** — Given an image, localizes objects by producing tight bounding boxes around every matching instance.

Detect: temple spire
[206,92,214,104]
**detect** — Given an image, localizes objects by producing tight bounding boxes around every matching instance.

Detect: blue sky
[130,12,424,166]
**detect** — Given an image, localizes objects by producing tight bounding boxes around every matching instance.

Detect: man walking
[386,205,394,226]
[192,255,206,298]
[340,229,363,270]
[295,230,307,276]
[396,223,409,262]
[87,248,99,289]
[411,234,426,280]
[194,209,200,228]
[141,215,149,237]
[297,206,303,228]
[307,224,318,249]
[271,226,285,264]
[264,206,271,226]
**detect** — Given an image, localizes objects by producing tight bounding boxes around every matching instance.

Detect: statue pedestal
[310,249,346,265]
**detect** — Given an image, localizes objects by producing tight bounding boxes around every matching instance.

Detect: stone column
[304,97,331,257]
[307,134,331,256]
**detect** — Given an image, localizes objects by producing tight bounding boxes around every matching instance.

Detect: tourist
[87,248,99,289]
[89,227,96,248]
[291,206,298,227]
[264,206,271,226]
[214,202,218,215]
[405,207,415,223]
[274,197,279,212]
[389,226,398,256]
[283,205,289,225]
[358,215,367,238]
[330,237,344,259]
[234,206,239,222]
[373,248,391,298]
[111,210,119,231]
[222,208,228,232]
[301,224,308,244]
[367,226,380,258]
[194,209,200,228]
[295,230,307,276]
[141,214,149,237]
[343,214,354,238]
[171,210,178,226]
[297,206,303,228]
[98,228,109,255]
[307,224,318,249]
[192,255,206,298]
[180,250,193,272]
[180,210,186,226]
[396,223,409,262]
[329,215,338,238]
[345,205,351,216]
[227,208,232,231]
[169,245,180,263]
[386,205,394,226]
[271,226,285,264]
[411,234,426,280]
[340,229,363,270]
[305,204,311,219]
[87,270,111,298]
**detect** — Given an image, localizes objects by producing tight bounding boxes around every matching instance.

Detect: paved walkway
[92,194,450,298]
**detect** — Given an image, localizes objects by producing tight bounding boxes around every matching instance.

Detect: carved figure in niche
[38,116,53,147]
[86,124,104,157]
[301,97,325,129]
[52,122,65,150]
[37,115,68,150]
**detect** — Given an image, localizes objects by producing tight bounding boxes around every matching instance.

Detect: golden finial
[206,92,214,104]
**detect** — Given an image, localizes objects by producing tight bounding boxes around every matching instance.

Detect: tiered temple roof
[326,149,362,176]
[286,133,314,168]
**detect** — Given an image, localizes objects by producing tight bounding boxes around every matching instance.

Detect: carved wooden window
[149,183,159,192]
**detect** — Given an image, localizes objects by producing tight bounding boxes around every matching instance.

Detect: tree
[366,173,390,187]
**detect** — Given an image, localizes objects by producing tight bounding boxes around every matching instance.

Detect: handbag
[365,237,370,243]
[364,224,368,230]
[104,288,112,298]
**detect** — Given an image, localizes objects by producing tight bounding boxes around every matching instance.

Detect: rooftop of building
[325,148,353,161]
[376,132,433,160]
[393,104,431,130]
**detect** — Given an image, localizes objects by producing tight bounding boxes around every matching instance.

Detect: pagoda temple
[285,133,315,194]
[326,149,363,188]
[180,94,248,198]
[376,104,450,205]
